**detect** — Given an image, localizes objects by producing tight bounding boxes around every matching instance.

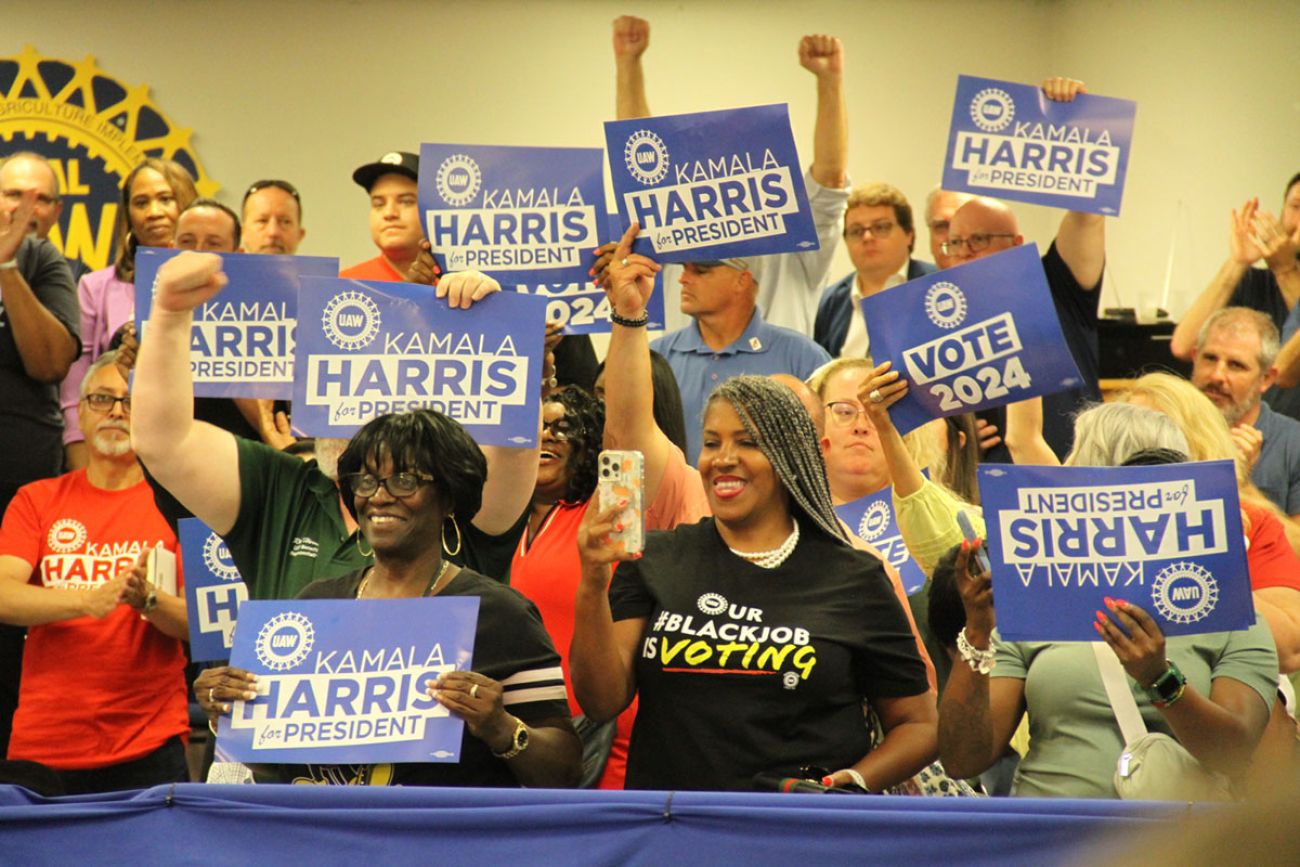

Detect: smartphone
[597,449,645,555]
[956,511,991,574]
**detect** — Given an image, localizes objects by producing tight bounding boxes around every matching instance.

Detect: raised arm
[1172,199,1273,359]
[1038,78,1106,289]
[1003,396,1060,466]
[613,15,651,120]
[601,223,669,503]
[799,34,847,189]
[0,194,77,383]
[131,252,242,535]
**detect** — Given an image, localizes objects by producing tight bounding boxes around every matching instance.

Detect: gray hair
[1065,402,1189,468]
[0,151,60,199]
[80,350,121,397]
[1198,307,1281,370]
[708,375,848,544]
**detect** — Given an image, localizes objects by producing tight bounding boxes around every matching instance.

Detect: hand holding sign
[408,240,443,287]
[196,665,257,726]
[1040,76,1087,102]
[435,268,500,310]
[153,251,228,313]
[857,360,908,435]
[429,670,515,752]
[605,222,662,318]
[1094,599,1167,687]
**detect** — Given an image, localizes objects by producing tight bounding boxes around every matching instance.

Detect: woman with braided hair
[572,372,937,792]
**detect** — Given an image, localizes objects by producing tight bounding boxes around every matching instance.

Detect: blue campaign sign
[515,277,666,334]
[293,277,546,445]
[605,104,818,262]
[979,461,1252,641]
[419,144,607,286]
[942,75,1136,216]
[179,518,248,662]
[835,487,928,595]
[136,248,339,399]
[217,597,479,765]
[863,244,1082,436]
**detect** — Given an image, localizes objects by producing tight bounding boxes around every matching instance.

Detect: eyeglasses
[941,233,1016,255]
[825,401,871,427]
[82,393,131,414]
[242,179,301,206]
[2,189,59,207]
[542,416,583,442]
[844,221,896,242]
[343,472,434,498]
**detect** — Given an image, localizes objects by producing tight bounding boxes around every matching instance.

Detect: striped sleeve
[472,578,573,724]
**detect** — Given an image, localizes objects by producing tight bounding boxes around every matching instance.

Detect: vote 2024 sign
[863,244,1081,436]
[605,104,819,262]
[217,598,479,764]
[419,144,606,286]
[835,486,927,595]
[136,248,339,399]
[943,75,1136,216]
[294,277,546,445]
[179,518,248,662]
[979,461,1253,641]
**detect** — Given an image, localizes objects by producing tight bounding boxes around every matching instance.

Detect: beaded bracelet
[957,627,996,675]
[609,309,649,328]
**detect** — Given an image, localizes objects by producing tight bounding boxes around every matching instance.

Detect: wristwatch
[492,718,530,760]
[1145,661,1187,708]
[142,588,158,614]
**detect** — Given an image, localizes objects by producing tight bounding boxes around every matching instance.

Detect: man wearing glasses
[813,183,937,358]
[0,349,189,794]
[240,180,306,256]
[942,80,1107,462]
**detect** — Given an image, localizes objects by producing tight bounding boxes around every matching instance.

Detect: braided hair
[708,376,848,544]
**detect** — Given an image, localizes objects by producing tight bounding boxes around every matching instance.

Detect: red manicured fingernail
[615,523,624,532]
[1095,610,1108,622]
[1093,622,1104,635]
[1115,599,1128,608]
[1103,596,1115,608]
[822,776,834,786]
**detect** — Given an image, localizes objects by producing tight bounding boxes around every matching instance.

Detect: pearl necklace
[356,559,451,599]
[728,520,800,569]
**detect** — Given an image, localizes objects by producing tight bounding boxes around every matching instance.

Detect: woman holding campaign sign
[203,410,581,788]
[937,402,1278,799]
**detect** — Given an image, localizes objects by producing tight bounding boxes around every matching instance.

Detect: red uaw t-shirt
[1,471,188,770]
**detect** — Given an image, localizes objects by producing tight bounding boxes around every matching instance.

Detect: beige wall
[9,0,1298,318]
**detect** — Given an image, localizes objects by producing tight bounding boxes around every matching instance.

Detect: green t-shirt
[993,619,1278,799]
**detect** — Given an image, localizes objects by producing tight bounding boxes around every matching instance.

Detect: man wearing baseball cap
[341,151,429,282]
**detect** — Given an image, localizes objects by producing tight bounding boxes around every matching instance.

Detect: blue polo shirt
[1252,401,1300,515]
[652,309,831,463]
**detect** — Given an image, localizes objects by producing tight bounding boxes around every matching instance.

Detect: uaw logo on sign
[834,487,928,595]
[863,244,1082,436]
[0,45,218,273]
[604,104,819,262]
[942,75,1136,216]
[135,249,338,399]
[419,143,606,286]
[638,592,817,689]
[179,518,249,662]
[217,598,479,764]
[294,276,546,445]
[978,461,1253,641]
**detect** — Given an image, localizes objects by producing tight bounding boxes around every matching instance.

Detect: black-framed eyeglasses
[82,393,131,414]
[343,472,434,498]
[825,401,870,427]
[844,220,896,242]
[941,233,1015,255]
[542,416,583,442]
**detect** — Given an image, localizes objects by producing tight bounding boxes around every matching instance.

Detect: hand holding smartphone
[597,450,645,555]
[956,511,991,575]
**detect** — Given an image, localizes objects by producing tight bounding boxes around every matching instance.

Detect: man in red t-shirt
[341,151,439,284]
[0,349,188,794]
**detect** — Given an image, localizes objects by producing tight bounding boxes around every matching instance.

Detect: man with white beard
[0,350,189,793]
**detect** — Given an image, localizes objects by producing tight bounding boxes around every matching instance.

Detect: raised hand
[1041,76,1086,102]
[603,222,661,318]
[1229,198,1266,265]
[0,190,38,264]
[612,15,650,60]
[153,251,228,313]
[798,34,843,78]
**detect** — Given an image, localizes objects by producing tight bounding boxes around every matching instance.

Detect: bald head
[0,153,62,239]
[769,373,825,437]
[945,197,1022,266]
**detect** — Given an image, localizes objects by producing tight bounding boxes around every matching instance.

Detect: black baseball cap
[351,151,419,192]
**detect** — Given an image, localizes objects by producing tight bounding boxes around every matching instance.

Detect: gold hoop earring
[442,514,462,557]
[356,534,373,558]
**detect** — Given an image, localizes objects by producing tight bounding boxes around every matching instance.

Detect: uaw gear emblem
[624,130,669,186]
[924,281,967,329]
[256,612,316,671]
[697,592,727,616]
[321,291,382,351]
[202,532,241,582]
[47,518,87,554]
[970,87,1015,133]
[857,501,891,542]
[1151,562,1220,625]
[435,154,482,207]
[0,45,218,274]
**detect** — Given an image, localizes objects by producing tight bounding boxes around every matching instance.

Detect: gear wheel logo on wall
[0,45,219,273]
[1150,562,1219,625]
[256,612,315,671]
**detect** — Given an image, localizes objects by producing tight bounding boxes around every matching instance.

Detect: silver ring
[620,257,629,267]
[470,683,480,699]
[868,389,884,404]
[208,687,215,705]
